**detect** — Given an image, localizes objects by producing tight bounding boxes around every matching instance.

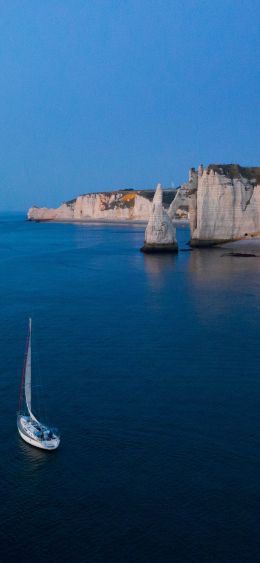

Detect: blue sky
[0,0,259,210]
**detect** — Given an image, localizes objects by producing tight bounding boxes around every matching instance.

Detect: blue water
[1,214,260,563]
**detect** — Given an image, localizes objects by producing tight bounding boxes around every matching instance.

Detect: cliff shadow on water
[188,245,260,286]
[142,223,190,288]
[143,254,178,290]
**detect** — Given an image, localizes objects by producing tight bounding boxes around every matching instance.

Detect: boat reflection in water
[18,437,53,470]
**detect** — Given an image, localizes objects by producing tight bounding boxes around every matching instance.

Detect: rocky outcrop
[188,164,260,246]
[140,184,178,253]
[28,189,177,222]
[28,164,260,247]
[168,183,191,221]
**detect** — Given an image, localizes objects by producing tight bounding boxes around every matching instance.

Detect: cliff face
[28,189,177,222]
[28,164,260,242]
[189,164,260,246]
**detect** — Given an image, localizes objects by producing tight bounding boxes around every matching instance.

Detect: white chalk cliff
[27,164,260,246]
[28,189,177,222]
[188,164,260,245]
[141,184,178,252]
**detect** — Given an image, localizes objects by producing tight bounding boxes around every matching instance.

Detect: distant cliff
[188,164,260,246]
[28,188,177,222]
[28,164,259,242]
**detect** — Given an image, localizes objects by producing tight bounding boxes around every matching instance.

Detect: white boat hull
[17,415,60,451]
[18,427,59,450]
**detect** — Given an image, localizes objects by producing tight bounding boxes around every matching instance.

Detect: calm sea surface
[0,214,260,563]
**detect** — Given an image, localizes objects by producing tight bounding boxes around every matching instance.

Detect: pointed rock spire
[152,183,163,205]
[140,183,178,253]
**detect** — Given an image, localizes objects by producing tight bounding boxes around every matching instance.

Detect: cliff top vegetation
[208,164,260,184]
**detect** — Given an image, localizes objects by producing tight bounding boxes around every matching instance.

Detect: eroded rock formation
[140,184,178,253]
[28,163,260,247]
[28,189,177,222]
[189,164,260,246]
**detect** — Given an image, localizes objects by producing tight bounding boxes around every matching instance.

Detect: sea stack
[140,184,178,253]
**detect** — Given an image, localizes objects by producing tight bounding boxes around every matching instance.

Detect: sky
[0,0,259,210]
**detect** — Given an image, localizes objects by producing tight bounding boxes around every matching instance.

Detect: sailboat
[17,318,60,450]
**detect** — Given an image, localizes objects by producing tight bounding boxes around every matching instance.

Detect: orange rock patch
[122,193,137,202]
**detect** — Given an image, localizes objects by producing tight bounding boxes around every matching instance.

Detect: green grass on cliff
[208,164,260,183]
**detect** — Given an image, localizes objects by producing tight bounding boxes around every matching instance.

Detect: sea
[0,213,260,563]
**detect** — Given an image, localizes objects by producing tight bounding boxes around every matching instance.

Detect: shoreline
[28,218,190,226]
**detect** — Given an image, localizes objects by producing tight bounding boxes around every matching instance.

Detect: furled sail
[24,319,38,422]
